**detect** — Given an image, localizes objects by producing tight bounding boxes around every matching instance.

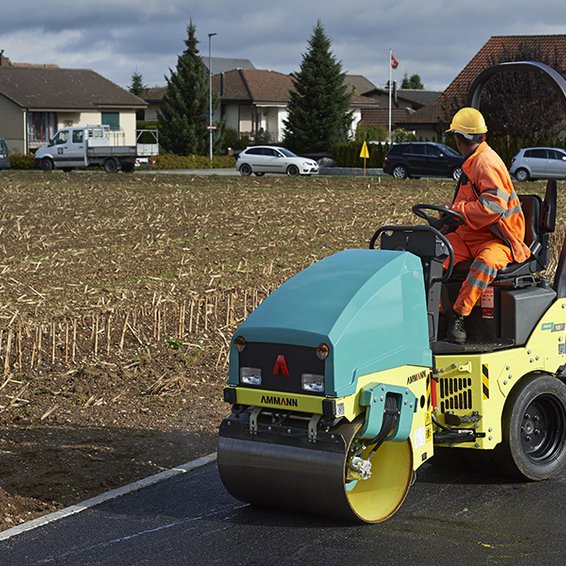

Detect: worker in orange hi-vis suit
[443,107,530,344]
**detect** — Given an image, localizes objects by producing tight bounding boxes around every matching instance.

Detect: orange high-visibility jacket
[451,142,530,263]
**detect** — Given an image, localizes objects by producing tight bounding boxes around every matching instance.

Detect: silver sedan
[237,145,319,176]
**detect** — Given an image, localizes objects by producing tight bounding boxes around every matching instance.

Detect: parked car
[236,146,319,176]
[509,147,566,181]
[383,142,463,180]
[0,138,10,169]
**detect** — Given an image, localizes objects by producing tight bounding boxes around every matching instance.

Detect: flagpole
[388,48,392,142]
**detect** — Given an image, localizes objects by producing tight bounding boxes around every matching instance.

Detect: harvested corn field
[0,170,563,529]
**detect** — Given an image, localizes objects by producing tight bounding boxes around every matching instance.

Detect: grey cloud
[1,0,566,90]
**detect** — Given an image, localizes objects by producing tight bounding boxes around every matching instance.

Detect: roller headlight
[240,367,262,385]
[302,373,324,393]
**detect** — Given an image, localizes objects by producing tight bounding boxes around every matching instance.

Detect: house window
[28,112,57,143]
[101,112,120,131]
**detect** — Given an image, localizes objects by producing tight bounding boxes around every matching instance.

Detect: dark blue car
[383,142,463,180]
[0,138,10,169]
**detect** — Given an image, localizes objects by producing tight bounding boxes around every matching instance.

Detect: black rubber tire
[41,158,54,172]
[286,164,300,176]
[452,167,462,181]
[494,375,566,481]
[392,165,408,179]
[239,163,252,176]
[515,168,530,182]
[103,158,119,173]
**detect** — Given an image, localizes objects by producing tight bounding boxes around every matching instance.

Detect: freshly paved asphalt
[1,454,565,566]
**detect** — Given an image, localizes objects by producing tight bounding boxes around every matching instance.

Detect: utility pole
[208,32,217,161]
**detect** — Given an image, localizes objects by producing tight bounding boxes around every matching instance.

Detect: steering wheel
[411,204,465,229]
[370,224,456,282]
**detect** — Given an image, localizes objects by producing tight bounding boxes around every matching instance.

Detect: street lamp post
[208,32,217,161]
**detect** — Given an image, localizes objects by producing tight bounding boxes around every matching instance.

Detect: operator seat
[450,179,557,282]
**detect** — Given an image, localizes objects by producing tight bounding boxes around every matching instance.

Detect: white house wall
[277,109,288,142]
[239,106,253,137]
[350,109,362,139]
[53,110,137,146]
[223,105,240,132]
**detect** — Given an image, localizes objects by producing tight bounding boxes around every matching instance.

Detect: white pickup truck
[34,125,159,173]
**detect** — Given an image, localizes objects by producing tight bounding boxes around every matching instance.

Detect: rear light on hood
[234,336,247,352]
[315,343,329,360]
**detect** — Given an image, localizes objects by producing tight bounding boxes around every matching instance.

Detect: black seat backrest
[541,179,557,233]
[518,195,541,254]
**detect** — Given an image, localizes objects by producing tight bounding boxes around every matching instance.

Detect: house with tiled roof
[0,54,146,154]
[212,68,379,143]
[397,34,566,139]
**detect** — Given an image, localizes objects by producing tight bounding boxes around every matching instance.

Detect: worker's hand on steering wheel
[411,204,465,233]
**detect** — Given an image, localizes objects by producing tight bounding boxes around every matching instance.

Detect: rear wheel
[494,375,566,481]
[392,165,408,179]
[239,163,252,176]
[515,168,530,182]
[40,158,54,172]
[103,158,119,173]
[286,164,300,176]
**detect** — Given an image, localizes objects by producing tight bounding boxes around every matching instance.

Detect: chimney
[0,50,10,67]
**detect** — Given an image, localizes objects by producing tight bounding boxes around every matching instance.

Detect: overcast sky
[1,1,565,92]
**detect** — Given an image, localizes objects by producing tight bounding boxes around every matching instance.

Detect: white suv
[510,147,566,181]
[237,146,319,176]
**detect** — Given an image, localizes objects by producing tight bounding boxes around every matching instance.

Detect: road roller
[218,179,566,522]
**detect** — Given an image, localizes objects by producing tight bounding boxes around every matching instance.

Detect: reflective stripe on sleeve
[482,187,510,202]
[479,195,506,215]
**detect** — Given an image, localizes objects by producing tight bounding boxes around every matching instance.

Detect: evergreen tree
[129,71,147,95]
[158,20,211,155]
[284,21,352,154]
[401,73,424,89]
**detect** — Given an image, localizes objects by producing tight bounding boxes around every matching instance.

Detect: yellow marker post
[360,141,370,177]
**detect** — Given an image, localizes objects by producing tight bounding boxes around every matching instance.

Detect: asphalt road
[135,167,385,176]
[1,453,565,566]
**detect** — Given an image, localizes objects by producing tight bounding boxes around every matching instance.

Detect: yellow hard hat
[446,107,487,139]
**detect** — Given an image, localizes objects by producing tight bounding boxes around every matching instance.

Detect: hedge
[152,154,236,170]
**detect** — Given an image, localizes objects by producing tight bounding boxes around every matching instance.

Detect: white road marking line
[0,452,217,542]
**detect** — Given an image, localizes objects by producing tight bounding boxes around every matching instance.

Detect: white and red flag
[390,52,399,69]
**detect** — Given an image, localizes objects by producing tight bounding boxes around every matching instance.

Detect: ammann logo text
[407,370,428,385]
[261,395,298,407]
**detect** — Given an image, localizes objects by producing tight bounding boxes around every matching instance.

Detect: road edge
[0,452,217,542]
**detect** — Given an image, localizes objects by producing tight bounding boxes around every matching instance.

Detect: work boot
[447,315,466,344]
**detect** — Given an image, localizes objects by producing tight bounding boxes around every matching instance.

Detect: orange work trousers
[445,229,513,316]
